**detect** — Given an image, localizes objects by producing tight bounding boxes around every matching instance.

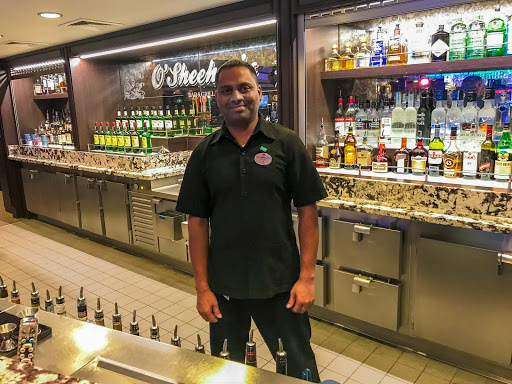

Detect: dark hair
[215,59,258,86]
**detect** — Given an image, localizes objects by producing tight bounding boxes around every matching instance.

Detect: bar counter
[0,302,304,384]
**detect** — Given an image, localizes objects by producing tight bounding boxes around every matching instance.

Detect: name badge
[254,153,272,166]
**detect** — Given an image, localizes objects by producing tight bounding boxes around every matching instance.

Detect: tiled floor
[0,215,501,384]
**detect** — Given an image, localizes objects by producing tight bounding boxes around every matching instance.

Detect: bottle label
[495,159,512,178]
[329,151,340,169]
[468,30,485,54]
[478,118,494,137]
[153,120,164,129]
[395,153,408,173]
[463,151,478,174]
[111,135,118,147]
[345,149,356,165]
[316,146,329,165]
[428,149,444,165]
[357,150,372,166]
[372,162,388,172]
[344,117,355,134]
[142,137,148,148]
[132,136,140,148]
[105,135,112,146]
[99,135,106,145]
[479,149,493,173]
[450,32,466,50]
[93,134,99,145]
[460,122,476,139]
[371,40,386,66]
[381,117,392,137]
[431,39,449,57]
[136,119,143,129]
[165,120,173,129]
[124,136,131,147]
[487,32,505,48]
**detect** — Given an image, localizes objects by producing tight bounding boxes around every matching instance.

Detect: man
[176,59,327,382]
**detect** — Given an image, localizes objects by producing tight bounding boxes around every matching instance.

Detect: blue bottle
[371,25,386,66]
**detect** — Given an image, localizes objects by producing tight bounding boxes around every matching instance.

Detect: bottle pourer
[112,302,122,331]
[0,276,8,298]
[11,280,20,304]
[45,289,54,313]
[30,282,40,308]
[171,325,181,347]
[276,338,288,375]
[245,329,257,367]
[130,310,140,336]
[94,298,104,326]
[55,286,66,316]
[195,334,205,354]
[77,287,87,321]
[150,315,160,342]
[219,339,230,360]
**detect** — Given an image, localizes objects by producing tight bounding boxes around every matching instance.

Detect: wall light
[80,19,277,59]
[38,12,63,19]
[11,59,65,73]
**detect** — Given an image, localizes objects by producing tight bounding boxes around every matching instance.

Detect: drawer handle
[352,275,372,293]
[353,224,371,242]
[498,252,512,275]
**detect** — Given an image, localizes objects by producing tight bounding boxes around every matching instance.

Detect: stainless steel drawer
[314,264,326,307]
[333,269,400,331]
[156,211,185,241]
[332,220,401,279]
[292,213,324,261]
[158,237,187,261]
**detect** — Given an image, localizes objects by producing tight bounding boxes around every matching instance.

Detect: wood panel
[71,59,122,150]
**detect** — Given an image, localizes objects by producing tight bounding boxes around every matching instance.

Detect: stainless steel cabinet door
[56,173,80,228]
[100,181,130,244]
[77,176,103,236]
[39,171,61,222]
[414,237,512,365]
[21,169,41,214]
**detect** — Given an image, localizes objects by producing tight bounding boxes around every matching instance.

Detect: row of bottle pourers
[0,277,289,375]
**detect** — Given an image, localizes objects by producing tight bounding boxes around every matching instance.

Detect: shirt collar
[210,113,275,145]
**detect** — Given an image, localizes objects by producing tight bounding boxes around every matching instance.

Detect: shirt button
[241,151,245,156]
[242,191,247,197]
[242,169,247,174]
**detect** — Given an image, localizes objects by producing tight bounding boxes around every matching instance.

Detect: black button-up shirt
[176,116,327,299]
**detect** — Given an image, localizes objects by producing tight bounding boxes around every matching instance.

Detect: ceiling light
[11,59,65,72]
[38,12,63,19]
[80,19,277,59]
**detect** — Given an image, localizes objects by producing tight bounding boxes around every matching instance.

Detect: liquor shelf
[33,92,68,100]
[320,56,512,80]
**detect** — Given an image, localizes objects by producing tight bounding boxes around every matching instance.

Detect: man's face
[216,66,262,128]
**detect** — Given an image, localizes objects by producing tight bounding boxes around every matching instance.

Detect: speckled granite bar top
[319,173,512,234]
[8,145,190,180]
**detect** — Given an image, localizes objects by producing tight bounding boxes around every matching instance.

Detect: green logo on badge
[260,146,267,152]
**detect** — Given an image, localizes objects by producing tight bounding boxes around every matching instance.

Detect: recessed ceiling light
[38,12,63,19]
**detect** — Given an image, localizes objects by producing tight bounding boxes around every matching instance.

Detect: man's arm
[188,216,222,322]
[286,203,318,313]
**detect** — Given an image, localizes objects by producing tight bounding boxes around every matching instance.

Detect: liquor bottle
[188,103,198,134]
[357,132,373,169]
[494,92,509,143]
[112,303,122,331]
[449,19,467,60]
[180,104,188,135]
[380,98,393,147]
[404,93,417,148]
[344,96,357,140]
[325,44,341,71]
[124,122,131,152]
[195,334,206,354]
[447,90,462,140]
[153,106,165,137]
[344,124,357,169]
[409,22,431,64]
[99,122,106,150]
[495,123,512,181]
[393,137,410,173]
[131,122,141,154]
[110,121,118,152]
[431,90,447,140]
[486,6,506,57]
[95,298,105,326]
[93,122,100,150]
[431,25,450,62]
[34,78,42,95]
[329,131,342,169]
[117,122,125,153]
[141,122,152,154]
[460,91,478,150]
[391,92,405,149]
[354,100,368,140]
[416,93,431,142]
[428,125,444,177]
[467,16,486,59]
[478,88,496,144]
[387,24,407,65]
[116,108,122,127]
[136,106,143,133]
[315,118,329,168]
[334,97,345,137]
[507,15,512,56]
[59,74,67,93]
[245,329,257,367]
[77,287,87,322]
[142,107,151,134]
[340,43,355,70]
[443,126,463,178]
[105,122,112,152]
[367,101,380,146]
[165,105,174,137]
[371,25,386,67]
[479,123,496,180]
[129,107,137,128]
[173,104,182,135]
[122,108,129,129]
[372,131,392,173]
[354,42,370,68]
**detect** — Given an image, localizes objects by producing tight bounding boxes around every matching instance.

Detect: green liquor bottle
[105,122,112,152]
[142,106,152,134]
[495,123,512,181]
[93,122,100,150]
[141,122,152,155]
[467,16,486,59]
[116,122,125,153]
[156,106,165,137]
[99,122,106,151]
[131,122,141,154]
[449,18,467,61]
[180,104,188,135]
[110,121,118,152]
[188,103,197,135]
[486,6,506,57]
[428,125,444,177]
[129,107,137,129]
[164,105,174,137]
[135,107,143,134]
[173,104,181,135]
[124,122,132,152]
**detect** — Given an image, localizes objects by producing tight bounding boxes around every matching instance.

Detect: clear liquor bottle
[325,44,341,71]
[459,91,478,151]
[393,137,410,173]
[416,92,431,142]
[486,6,506,57]
[340,43,355,70]
[494,92,509,144]
[372,131,392,173]
[391,92,405,149]
[443,126,462,178]
[404,93,417,148]
[431,25,450,62]
[334,97,345,138]
[428,125,444,176]
[354,42,371,68]
[371,25,386,67]
[467,16,486,59]
[356,132,373,169]
[380,98,393,146]
[479,123,496,180]
[449,19,467,61]
[135,107,143,133]
[329,130,342,169]
[354,100,369,141]
[116,108,122,127]
[315,118,329,168]
[409,22,431,64]
[431,91,447,140]
[478,88,496,145]
[367,101,380,147]
[387,24,407,66]
[344,96,358,140]
[494,123,512,181]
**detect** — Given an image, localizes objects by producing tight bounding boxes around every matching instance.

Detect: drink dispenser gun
[171,325,181,347]
[0,276,8,299]
[245,329,257,367]
[30,283,40,308]
[55,286,66,316]
[94,298,105,326]
[130,310,140,336]
[150,315,160,342]
[276,338,288,375]
[219,339,230,360]
[195,334,205,354]
[11,281,20,304]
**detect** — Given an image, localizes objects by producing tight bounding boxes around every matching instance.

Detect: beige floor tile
[388,363,421,383]
[485,378,506,384]
[363,353,395,373]
[320,368,348,383]
[314,346,339,367]
[350,365,385,384]
[423,359,457,381]
[345,380,360,384]
[176,323,200,339]
[185,329,210,346]
[380,375,412,384]
[311,332,329,346]
[314,321,337,337]
[326,355,361,377]
[451,369,487,384]
[319,337,350,354]
[342,345,372,363]
[161,303,187,317]
[188,315,209,330]
[136,305,159,320]
[415,372,449,384]
[175,309,199,323]
[261,360,276,372]
[350,337,379,353]
[396,351,429,371]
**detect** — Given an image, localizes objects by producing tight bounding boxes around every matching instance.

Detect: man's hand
[196,289,223,322]
[286,278,315,313]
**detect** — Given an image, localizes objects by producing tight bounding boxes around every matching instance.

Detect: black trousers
[209,291,320,383]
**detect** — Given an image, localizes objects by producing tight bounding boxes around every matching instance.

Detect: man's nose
[231,90,244,101]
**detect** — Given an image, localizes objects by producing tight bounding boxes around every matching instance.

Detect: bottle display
[486,7,506,57]
[409,22,431,64]
[467,16,486,59]
[315,118,329,168]
[443,126,463,178]
[449,19,467,60]
[371,25,387,66]
[494,123,512,181]
[430,25,449,62]
[344,125,357,169]
[354,42,371,68]
[393,137,410,173]
[428,125,445,176]
[33,73,67,95]
[387,24,407,65]
[340,43,355,70]
[479,123,496,180]
[372,131,392,172]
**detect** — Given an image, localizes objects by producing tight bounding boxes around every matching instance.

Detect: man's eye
[221,89,231,95]
[240,86,250,92]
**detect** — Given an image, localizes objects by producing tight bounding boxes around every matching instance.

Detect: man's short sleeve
[176,147,210,218]
[286,132,327,207]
